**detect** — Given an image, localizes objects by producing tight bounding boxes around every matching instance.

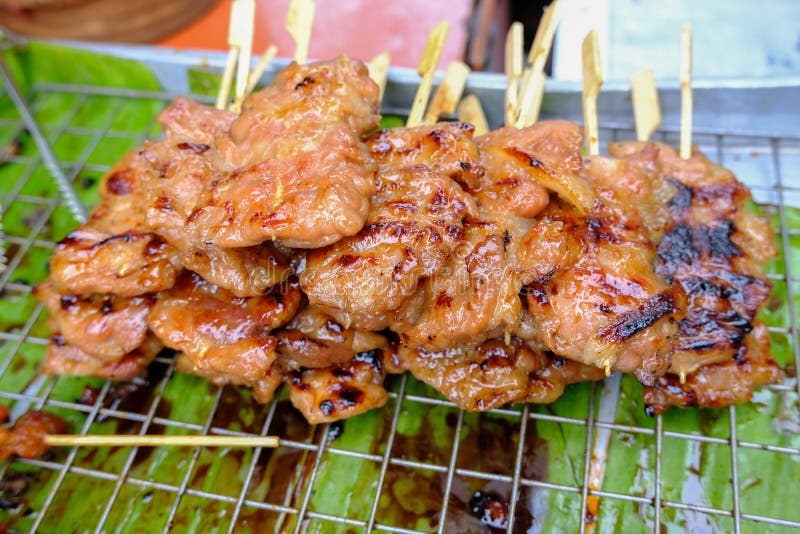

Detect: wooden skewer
[423,61,471,124]
[215,0,257,112]
[245,44,279,95]
[457,94,489,136]
[631,68,661,142]
[516,0,561,127]
[232,0,256,111]
[368,51,391,102]
[45,434,279,448]
[286,0,316,65]
[216,47,239,110]
[581,29,603,156]
[215,0,244,110]
[517,69,546,128]
[407,21,450,127]
[504,21,523,126]
[680,24,693,159]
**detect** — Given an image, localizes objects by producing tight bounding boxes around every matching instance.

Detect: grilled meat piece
[301,124,479,330]
[275,305,389,370]
[396,338,604,411]
[286,349,388,424]
[148,271,301,399]
[188,56,381,249]
[35,280,151,360]
[177,356,283,404]
[521,139,681,383]
[643,321,780,414]
[366,122,485,188]
[98,114,293,297]
[611,141,777,382]
[391,222,520,350]
[0,410,67,462]
[48,228,180,297]
[42,334,163,380]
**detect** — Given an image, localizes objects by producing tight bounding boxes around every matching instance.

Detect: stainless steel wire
[0,78,797,533]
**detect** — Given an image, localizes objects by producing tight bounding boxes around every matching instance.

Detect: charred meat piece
[301,165,478,330]
[287,349,388,424]
[643,321,780,414]
[611,141,777,382]
[148,272,301,398]
[275,305,389,370]
[97,119,293,297]
[391,223,520,350]
[42,334,163,381]
[476,121,595,218]
[522,146,682,383]
[0,410,67,462]
[35,280,151,361]
[366,122,485,188]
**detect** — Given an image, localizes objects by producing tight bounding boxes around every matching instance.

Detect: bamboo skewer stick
[504,21,523,126]
[246,44,279,94]
[423,61,470,124]
[581,29,603,156]
[680,24,693,159]
[45,434,279,448]
[407,21,450,127]
[286,0,316,65]
[215,0,258,112]
[368,51,391,102]
[516,0,561,127]
[457,94,489,136]
[632,68,661,142]
[232,0,256,111]
[216,47,238,110]
[216,0,246,111]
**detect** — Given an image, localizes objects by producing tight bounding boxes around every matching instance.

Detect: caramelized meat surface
[613,142,776,379]
[48,228,180,297]
[301,124,479,330]
[35,281,151,360]
[275,305,388,370]
[0,410,67,462]
[392,223,519,350]
[148,272,301,398]
[42,334,163,380]
[189,56,381,249]
[643,321,780,414]
[521,143,681,383]
[287,349,388,424]
[396,338,604,411]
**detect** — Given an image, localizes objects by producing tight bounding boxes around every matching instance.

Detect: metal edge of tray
[5,36,800,138]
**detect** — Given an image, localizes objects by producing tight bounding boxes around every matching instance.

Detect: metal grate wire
[0,68,797,533]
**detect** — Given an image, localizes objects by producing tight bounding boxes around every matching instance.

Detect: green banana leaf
[0,41,797,534]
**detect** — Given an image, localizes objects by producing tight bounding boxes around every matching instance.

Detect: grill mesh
[0,64,798,534]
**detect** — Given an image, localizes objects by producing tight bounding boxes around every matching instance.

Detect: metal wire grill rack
[0,48,798,534]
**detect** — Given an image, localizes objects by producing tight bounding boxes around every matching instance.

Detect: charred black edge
[596,291,676,345]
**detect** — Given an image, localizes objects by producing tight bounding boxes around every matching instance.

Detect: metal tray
[0,37,798,534]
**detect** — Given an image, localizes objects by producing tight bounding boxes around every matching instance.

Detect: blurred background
[1,0,799,81]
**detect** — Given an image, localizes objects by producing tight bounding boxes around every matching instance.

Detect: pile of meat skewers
[34,56,781,424]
